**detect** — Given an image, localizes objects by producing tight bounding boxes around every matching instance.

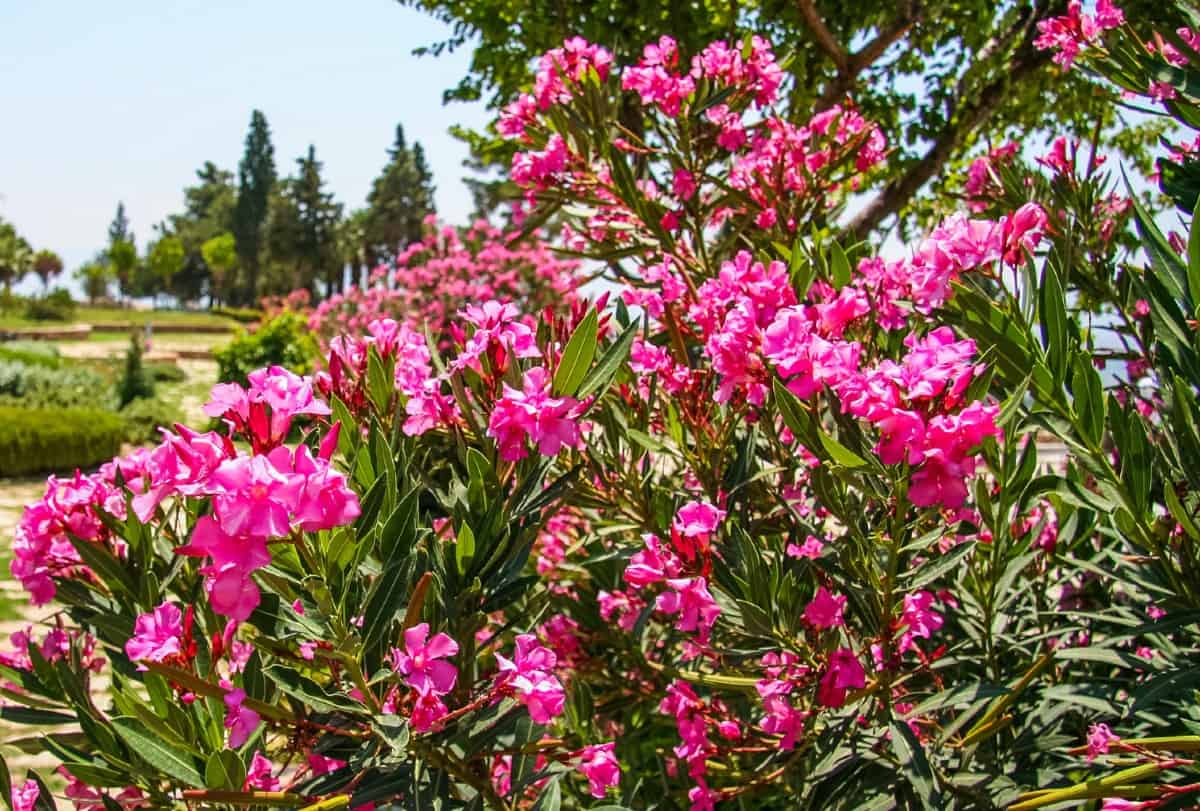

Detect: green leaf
[1038,263,1069,385]
[0,707,76,725]
[206,750,246,790]
[112,717,205,788]
[65,534,136,600]
[553,308,599,396]
[0,754,10,811]
[818,429,868,468]
[577,319,638,400]
[890,721,942,808]
[362,563,410,653]
[900,540,975,590]
[829,241,852,290]
[1187,196,1200,304]
[366,346,394,414]
[263,666,362,715]
[25,772,54,811]
[530,777,562,811]
[455,522,476,576]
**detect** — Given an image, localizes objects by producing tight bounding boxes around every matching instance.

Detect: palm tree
[0,221,33,292]
[32,249,64,291]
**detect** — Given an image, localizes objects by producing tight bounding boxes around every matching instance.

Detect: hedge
[0,407,125,477]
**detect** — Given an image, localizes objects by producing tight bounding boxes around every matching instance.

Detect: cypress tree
[232,110,276,306]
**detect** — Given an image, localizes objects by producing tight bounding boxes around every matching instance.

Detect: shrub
[11,17,1200,811]
[119,397,183,443]
[23,287,76,321]
[144,360,186,383]
[116,335,154,407]
[214,311,316,385]
[0,360,111,410]
[0,406,124,476]
[212,305,264,324]
[307,220,581,350]
[0,340,61,368]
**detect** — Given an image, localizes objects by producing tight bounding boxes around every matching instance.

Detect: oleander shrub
[11,8,1200,811]
[215,311,317,385]
[307,218,582,349]
[0,406,124,476]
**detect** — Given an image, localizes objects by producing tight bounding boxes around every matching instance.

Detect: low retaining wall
[0,324,93,341]
[92,321,234,334]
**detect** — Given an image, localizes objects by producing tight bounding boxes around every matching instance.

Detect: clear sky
[0,0,491,281]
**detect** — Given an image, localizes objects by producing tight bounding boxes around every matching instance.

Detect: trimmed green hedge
[0,407,125,477]
[0,361,113,410]
[120,397,183,443]
[0,341,62,368]
[211,305,263,324]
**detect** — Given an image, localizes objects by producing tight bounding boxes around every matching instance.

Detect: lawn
[0,305,238,329]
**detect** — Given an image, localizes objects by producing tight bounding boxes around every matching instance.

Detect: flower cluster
[1034,0,1125,69]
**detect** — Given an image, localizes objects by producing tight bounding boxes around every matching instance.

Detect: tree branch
[797,0,848,73]
[845,20,1055,241]
[811,1,922,111]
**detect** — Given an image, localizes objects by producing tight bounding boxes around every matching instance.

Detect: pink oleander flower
[656,577,721,642]
[495,634,566,723]
[389,623,459,695]
[786,535,824,559]
[1087,723,1120,762]
[803,586,846,630]
[898,590,945,653]
[1001,202,1048,265]
[625,533,682,587]
[757,679,806,749]
[11,779,39,811]
[487,366,584,461]
[411,690,450,733]
[577,742,621,798]
[816,647,867,708]
[307,753,348,776]
[206,453,304,539]
[223,686,262,748]
[124,602,183,668]
[1035,0,1123,69]
[245,751,281,791]
[673,500,725,539]
[205,366,330,451]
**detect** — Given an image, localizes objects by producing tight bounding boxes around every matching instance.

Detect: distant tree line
[77,110,437,308]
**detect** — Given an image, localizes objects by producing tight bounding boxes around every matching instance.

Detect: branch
[844,22,1055,241]
[797,0,848,73]
[812,1,922,111]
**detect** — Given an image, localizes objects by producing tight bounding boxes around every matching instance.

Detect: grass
[0,305,237,329]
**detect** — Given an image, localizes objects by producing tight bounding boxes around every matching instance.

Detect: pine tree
[172,161,237,306]
[267,146,343,298]
[363,123,436,264]
[108,202,135,249]
[232,110,276,306]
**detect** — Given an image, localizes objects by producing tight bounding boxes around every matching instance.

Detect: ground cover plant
[7,4,1200,810]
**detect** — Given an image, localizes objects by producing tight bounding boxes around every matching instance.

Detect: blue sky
[0,0,491,279]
